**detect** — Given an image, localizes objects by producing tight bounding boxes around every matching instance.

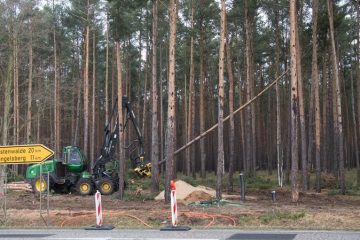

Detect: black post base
[160,225,191,231]
[85,224,115,230]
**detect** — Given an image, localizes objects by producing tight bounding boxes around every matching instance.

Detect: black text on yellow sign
[0,145,54,164]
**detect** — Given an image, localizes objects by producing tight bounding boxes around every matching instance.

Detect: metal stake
[240,173,245,202]
[271,190,276,202]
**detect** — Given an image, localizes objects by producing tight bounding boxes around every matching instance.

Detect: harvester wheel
[76,178,94,195]
[97,178,114,195]
[31,176,48,194]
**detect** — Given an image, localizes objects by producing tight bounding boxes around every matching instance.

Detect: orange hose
[182,212,236,228]
[60,211,152,228]
[182,212,214,228]
[120,214,152,228]
[59,209,236,228]
[212,214,236,226]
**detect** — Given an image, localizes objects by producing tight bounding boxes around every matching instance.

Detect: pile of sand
[155,180,215,202]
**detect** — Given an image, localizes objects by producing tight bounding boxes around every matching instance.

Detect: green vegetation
[326,169,360,196]
[246,176,274,190]
[259,210,305,224]
[122,169,360,200]
[6,169,24,182]
[238,215,251,225]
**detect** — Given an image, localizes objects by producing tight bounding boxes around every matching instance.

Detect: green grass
[246,176,275,190]
[238,215,251,225]
[122,191,158,201]
[259,210,305,224]
[178,172,217,187]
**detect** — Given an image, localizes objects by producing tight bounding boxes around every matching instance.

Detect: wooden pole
[158,69,289,164]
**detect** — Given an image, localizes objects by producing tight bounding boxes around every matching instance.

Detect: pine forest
[0,0,360,202]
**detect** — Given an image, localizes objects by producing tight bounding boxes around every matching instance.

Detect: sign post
[0,144,54,225]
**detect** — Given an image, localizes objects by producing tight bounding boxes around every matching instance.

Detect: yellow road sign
[0,144,54,164]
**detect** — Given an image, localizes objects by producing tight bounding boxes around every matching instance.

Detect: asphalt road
[0,229,359,240]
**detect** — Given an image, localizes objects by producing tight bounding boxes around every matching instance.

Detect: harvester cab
[62,146,87,172]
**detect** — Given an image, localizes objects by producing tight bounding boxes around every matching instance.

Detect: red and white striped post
[160,180,191,231]
[170,180,177,227]
[85,190,114,230]
[95,190,103,227]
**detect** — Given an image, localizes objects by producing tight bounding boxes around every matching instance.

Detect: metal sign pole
[39,162,42,217]
[0,171,7,224]
[47,172,50,222]
[4,171,7,222]
[39,163,48,226]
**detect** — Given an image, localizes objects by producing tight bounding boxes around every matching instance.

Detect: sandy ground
[0,185,359,230]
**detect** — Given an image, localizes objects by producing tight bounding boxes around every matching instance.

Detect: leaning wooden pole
[158,69,289,165]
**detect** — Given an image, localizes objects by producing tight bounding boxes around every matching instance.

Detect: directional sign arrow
[0,144,54,164]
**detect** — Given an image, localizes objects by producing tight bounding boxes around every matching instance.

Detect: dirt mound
[155,180,215,202]
[184,190,214,202]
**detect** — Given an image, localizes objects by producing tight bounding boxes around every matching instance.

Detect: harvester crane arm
[92,96,150,179]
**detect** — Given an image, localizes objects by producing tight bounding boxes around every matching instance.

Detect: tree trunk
[239,76,246,172]
[26,23,33,144]
[83,0,90,158]
[350,70,360,187]
[53,0,61,157]
[90,31,96,170]
[105,19,110,124]
[249,24,256,177]
[13,37,18,146]
[356,5,360,186]
[187,1,196,178]
[73,79,82,146]
[274,5,283,187]
[142,44,149,155]
[160,44,164,175]
[244,0,254,175]
[322,55,330,172]
[327,0,345,194]
[151,0,160,193]
[12,31,19,174]
[226,32,235,193]
[307,79,315,184]
[331,54,339,174]
[199,19,206,178]
[311,0,321,193]
[112,48,116,105]
[164,0,178,204]
[217,0,226,201]
[116,41,125,199]
[296,16,307,192]
[1,52,13,196]
[290,0,299,202]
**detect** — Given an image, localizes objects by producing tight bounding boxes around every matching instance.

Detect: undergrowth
[259,210,305,224]
[124,169,360,198]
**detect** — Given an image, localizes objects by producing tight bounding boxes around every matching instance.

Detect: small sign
[0,144,54,164]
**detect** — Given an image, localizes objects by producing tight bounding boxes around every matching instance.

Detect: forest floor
[1,178,360,230]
